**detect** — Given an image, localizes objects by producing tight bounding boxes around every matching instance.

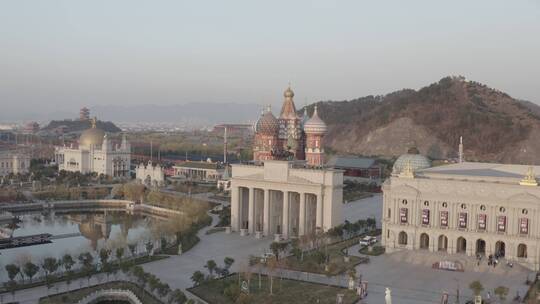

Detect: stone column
[282,191,290,239]
[231,186,240,231]
[316,192,323,231]
[299,192,306,236]
[248,188,255,234]
[263,189,270,236]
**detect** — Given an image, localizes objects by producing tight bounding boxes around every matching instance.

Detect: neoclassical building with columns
[382,160,540,270]
[230,160,343,239]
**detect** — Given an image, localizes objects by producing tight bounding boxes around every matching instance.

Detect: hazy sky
[1,0,539,115]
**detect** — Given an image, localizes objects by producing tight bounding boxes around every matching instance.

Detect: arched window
[518,244,527,258]
[398,231,408,245]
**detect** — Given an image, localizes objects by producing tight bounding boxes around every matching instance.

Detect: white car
[359,236,377,246]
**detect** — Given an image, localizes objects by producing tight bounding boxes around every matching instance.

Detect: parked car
[359,236,377,246]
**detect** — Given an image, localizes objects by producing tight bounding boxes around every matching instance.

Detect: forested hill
[307,76,540,164]
[43,119,122,133]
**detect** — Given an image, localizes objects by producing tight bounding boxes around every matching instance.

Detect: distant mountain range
[0,103,263,127]
[307,76,540,164]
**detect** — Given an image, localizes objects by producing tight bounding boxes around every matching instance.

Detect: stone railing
[78,288,142,304]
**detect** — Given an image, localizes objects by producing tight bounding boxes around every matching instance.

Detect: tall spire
[280,85,297,119]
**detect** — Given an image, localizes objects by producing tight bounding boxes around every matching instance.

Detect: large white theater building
[230,161,343,239]
[382,160,540,270]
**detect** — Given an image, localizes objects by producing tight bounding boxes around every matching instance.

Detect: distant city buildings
[0,149,30,176]
[80,107,90,121]
[54,118,131,178]
[136,161,165,187]
[327,155,382,180]
[172,159,225,182]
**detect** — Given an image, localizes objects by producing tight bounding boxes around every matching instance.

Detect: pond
[0,209,177,281]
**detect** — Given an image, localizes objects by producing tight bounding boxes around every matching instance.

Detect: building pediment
[507,192,540,203]
[391,184,420,196]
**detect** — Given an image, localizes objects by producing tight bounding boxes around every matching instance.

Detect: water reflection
[0,210,166,275]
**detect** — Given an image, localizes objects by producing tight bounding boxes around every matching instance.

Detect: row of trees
[327,217,377,240]
[129,265,188,304]
[191,257,235,286]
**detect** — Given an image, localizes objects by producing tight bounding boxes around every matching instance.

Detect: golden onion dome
[284,86,294,98]
[79,118,105,148]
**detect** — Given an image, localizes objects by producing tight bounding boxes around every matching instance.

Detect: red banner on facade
[458,213,467,229]
[520,218,528,234]
[422,209,430,225]
[477,214,486,230]
[400,208,408,223]
[440,211,448,227]
[497,216,506,232]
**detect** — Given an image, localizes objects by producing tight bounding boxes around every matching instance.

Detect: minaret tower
[303,106,327,166]
[458,136,464,163]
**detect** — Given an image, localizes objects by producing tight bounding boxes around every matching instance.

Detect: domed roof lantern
[304,105,328,134]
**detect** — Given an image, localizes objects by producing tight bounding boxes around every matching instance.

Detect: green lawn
[358,245,385,256]
[283,236,370,275]
[39,281,162,304]
[189,274,359,304]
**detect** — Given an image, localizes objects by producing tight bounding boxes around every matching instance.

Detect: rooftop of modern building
[326,155,377,169]
[173,160,223,170]
[403,162,540,187]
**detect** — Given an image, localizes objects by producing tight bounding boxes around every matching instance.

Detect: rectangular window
[440,211,448,227]
[477,214,487,230]
[422,209,430,225]
[458,212,468,229]
[520,218,529,234]
[497,216,506,232]
[400,208,408,224]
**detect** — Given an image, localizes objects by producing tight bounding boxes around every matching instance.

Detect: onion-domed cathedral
[54,118,131,178]
[253,86,327,166]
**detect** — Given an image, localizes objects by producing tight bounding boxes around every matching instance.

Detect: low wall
[0,199,182,217]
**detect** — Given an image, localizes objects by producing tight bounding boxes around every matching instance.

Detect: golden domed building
[54,118,131,178]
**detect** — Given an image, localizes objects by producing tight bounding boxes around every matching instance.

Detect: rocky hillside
[309,76,540,164]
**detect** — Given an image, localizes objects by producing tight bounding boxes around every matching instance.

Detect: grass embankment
[39,281,162,304]
[189,274,359,304]
[283,236,370,275]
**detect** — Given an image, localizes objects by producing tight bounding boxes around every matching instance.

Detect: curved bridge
[78,288,143,304]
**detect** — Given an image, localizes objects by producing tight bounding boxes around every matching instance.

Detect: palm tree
[204,260,217,278]
[62,254,75,274]
[42,257,59,282]
[128,243,137,257]
[5,264,20,283]
[168,289,187,304]
[116,247,125,262]
[145,241,154,255]
[23,262,39,283]
[191,271,205,286]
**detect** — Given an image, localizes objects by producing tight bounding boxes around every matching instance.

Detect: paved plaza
[3,194,534,304]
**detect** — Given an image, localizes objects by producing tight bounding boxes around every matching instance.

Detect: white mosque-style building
[54,118,131,178]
